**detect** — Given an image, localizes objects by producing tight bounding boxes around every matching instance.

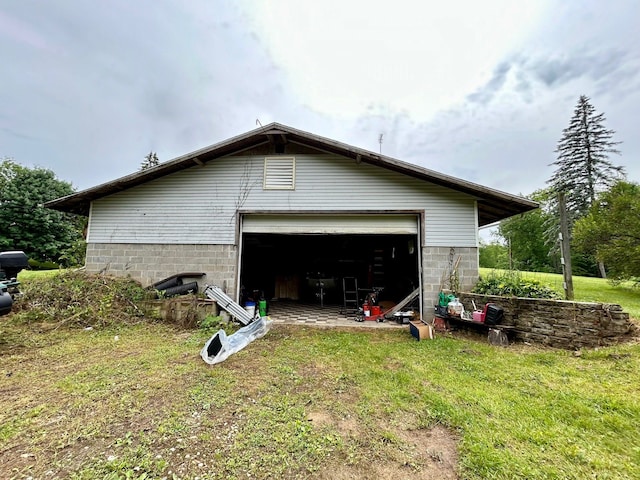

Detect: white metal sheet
[242,214,418,235]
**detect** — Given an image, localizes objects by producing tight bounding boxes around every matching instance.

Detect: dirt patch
[308,410,460,479]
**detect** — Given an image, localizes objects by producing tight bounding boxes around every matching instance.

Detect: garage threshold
[266,300,406,329]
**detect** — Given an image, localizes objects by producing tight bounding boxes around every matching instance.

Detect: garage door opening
[239,233,419,309]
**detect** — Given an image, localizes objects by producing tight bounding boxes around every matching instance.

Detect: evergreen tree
[140,151,159,170]
[545,95,625,277]
[547,95,625,219]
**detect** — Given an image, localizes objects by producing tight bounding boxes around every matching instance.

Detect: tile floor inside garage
[265,299,407,329]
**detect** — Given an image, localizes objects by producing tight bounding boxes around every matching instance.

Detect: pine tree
[546,95,625,278]
[140,151,159,170]
[547,95,625,219]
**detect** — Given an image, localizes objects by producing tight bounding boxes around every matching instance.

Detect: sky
[1,0,639,236]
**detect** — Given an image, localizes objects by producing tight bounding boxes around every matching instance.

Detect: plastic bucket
[245,301,256,318]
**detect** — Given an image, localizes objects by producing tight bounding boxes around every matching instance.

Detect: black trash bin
[484,304,504,326]
[0,251,29,280]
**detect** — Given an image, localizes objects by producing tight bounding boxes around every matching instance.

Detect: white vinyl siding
[264,156,295,190]
[88,154,478,247]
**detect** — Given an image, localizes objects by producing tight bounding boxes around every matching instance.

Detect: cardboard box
[409,319,434,340]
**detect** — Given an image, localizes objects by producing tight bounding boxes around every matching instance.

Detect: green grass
[17,268,64,281]
[480,268,640,320]
[2,269,639,478]
[1,320,639,479]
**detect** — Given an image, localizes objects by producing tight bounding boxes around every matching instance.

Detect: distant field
[479,268,640,321]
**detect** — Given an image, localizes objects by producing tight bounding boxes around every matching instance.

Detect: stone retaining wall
[457,292,636,349]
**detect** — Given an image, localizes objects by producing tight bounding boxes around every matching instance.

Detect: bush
[472,271,561,299]
[10,270,153,329]
[28,258,60,270]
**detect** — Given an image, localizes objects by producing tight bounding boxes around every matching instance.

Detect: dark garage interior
[240,233,419,309]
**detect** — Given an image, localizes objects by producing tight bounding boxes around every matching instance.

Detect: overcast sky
[2,0,639,216]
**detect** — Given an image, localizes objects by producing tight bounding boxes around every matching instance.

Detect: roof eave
[44,122,539,225]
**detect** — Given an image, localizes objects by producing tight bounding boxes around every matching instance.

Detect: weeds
[473,270,561,298]
[8,270,152,329]
[197,314,227,333]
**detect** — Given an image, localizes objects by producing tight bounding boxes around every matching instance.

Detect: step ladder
[372,249,385,287]
[340,277,359,315]
[203,285,253,325]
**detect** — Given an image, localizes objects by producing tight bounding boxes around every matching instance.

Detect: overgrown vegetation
[472,270,561,299]
[1,272,639,479]
[9,269,151,329]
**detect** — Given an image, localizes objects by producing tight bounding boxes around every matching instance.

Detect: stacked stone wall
[458,292,636,349]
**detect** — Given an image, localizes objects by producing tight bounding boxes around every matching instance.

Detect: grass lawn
[1,318,639,479]
[17,269,64,282]
[2,269,638,479]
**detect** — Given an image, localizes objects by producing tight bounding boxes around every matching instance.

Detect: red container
[371,305,382,316]
[472,310,485,322]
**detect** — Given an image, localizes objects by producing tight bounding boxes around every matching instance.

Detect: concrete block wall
[459,292,636,349]
[422,246,478,311]
[85,243,239,297]
[141,298,219,328]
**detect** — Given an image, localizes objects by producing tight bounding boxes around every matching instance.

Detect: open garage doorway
[239,233,420,311]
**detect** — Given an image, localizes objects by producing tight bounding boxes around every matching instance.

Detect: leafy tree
[140,151,159,170]
[547,95,625,220]
[497,189,558,272]
[573,181,640,282]
[478,240,509,269]
[0,160,85,266]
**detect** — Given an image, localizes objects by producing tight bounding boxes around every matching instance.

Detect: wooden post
[558,192,574,300]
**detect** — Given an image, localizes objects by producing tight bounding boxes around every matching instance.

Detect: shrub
[472,271,561,299]
[28,258,60,270]
[10,270,153,329]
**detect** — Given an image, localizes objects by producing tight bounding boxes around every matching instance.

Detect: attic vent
[264,156,295,190]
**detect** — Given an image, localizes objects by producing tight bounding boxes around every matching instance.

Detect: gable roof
[45,122,537,226]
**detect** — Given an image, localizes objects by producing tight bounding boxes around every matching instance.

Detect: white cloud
[0,0,638,199]
[242,0,550,118]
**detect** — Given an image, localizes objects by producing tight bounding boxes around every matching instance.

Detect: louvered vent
[264,156,295,190]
